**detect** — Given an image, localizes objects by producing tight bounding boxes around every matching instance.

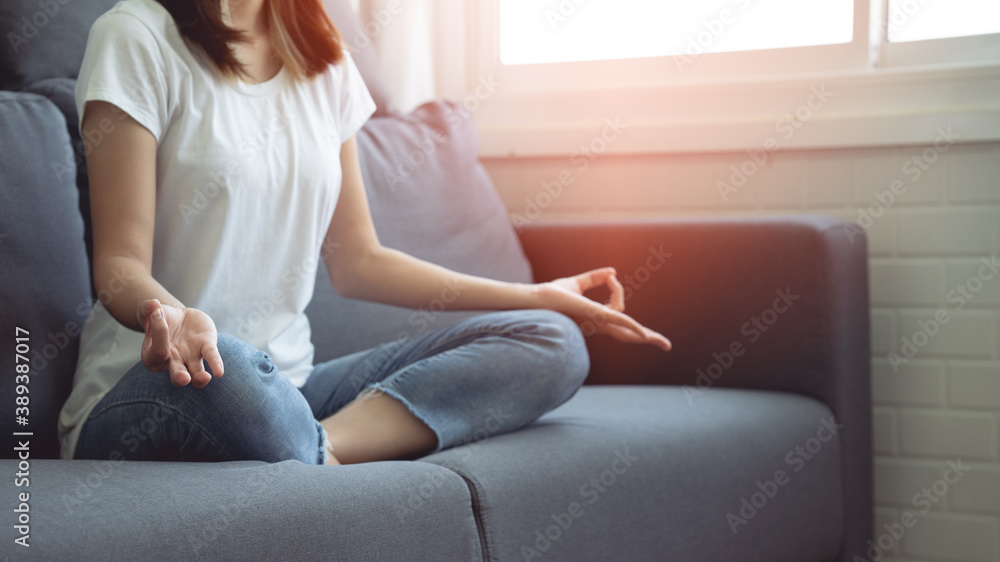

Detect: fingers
[168,354,191,387]
[184,339,223,389]
[645,327,672,352]
[588,303,672,352]
[137,302,224,388]
[186,356,212,389]
[603,306,648,340]
[141,301,172,370]
[603,321,672,352]
[575,268,626,312]
[575,267,616,292]
[137,298,158,331]
[602,323,645,343]
[201,340,225,378]
[606,273,625,312]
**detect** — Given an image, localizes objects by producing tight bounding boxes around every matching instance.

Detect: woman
[58,0,671,465]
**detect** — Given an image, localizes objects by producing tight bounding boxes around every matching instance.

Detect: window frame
[433,0,1000,158]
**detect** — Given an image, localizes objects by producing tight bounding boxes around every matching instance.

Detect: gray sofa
[0,1,871,560]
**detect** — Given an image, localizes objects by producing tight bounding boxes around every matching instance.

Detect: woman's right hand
[136,299,225,388]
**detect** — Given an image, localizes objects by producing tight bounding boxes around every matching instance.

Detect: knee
[514,309,590,389]
[192,334,320,462]
[214,333,275,378]
[207,333,289,413]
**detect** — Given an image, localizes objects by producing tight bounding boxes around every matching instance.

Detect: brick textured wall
[484,140,1000,562]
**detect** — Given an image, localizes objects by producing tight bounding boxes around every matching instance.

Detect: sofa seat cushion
[2,459,484,561]
[419,386,845,562]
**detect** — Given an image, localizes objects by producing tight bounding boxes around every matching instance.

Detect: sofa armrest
[517,214,871,561]
[517,215,868,392]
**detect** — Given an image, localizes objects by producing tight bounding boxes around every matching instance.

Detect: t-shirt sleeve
[74,12,170,142]
[333,50,377,142]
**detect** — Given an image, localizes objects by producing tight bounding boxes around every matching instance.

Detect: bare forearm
[334,247,544,312]
[94,255,184,332]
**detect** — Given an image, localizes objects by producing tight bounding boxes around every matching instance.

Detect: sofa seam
[436,464,492,562]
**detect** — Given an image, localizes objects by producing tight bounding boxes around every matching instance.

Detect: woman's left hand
[539,267,672,352]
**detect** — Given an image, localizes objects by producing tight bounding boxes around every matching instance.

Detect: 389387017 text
[14,327,32,548]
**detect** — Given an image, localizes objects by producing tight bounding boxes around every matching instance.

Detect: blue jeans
[74,310,590,464]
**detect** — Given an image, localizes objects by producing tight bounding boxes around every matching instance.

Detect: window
[489,0,1000,81]
[436,0,1000,156]
[878,0,1000,66]
[886,0,1000,43]
[500,0,855,66]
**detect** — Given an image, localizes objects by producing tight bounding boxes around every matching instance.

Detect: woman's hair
[156,0,345,81]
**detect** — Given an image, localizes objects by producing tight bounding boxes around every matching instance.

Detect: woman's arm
[323,137,671,351]
[85,101,179,330]
[84,101,225,386]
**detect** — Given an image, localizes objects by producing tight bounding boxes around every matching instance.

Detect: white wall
[483,140,1000,562]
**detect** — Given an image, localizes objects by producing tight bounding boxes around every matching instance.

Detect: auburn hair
[155,0,345,81]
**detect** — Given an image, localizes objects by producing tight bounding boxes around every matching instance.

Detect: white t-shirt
[57,0,377,459]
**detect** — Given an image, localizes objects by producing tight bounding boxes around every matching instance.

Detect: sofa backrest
[0,92,92,459]
[0,0,120,90]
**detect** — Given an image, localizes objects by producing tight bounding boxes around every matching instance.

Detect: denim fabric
[74,309,589,463]
[300,308,589,453]
[73,334,326,464]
